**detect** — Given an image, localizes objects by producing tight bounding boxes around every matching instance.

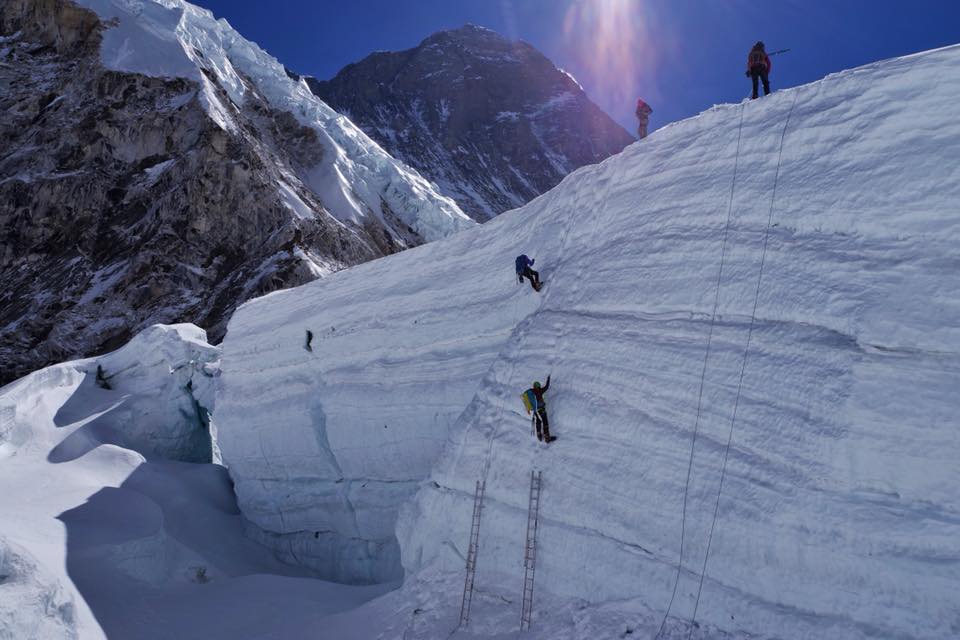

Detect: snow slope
[217,43,960,639]
[73,0,473,242]
[0,324,394,639]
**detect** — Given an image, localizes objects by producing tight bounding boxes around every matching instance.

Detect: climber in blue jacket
[515,254,542,291]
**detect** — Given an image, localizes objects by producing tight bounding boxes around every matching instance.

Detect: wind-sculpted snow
[0,324,217,638]
[217,45,960,637]
[0,323,398,639]
[0,323,219,466]
[0,536,77,640]
[73,0,473,242]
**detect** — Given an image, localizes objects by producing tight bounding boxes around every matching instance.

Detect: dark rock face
[308,25,635,221]
[0,1,452,385]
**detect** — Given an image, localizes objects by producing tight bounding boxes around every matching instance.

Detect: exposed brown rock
[0,1,429,384]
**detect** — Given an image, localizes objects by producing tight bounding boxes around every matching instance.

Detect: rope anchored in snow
[653,100,748,640]
[653,91,800,639]
[479,289,526,483]
[686,90,800,638]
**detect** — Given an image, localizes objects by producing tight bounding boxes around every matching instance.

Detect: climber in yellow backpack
[521,376,555,443]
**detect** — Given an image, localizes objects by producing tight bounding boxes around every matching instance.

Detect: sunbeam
[560,0,670,130]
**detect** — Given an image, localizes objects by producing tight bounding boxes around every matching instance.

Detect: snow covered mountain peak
[413,23,547,72]
[217,42,960,637]
[422,22,519,51]
[308,24,634,221]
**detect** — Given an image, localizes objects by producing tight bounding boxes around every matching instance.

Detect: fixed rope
[479,287,526,482]
[685,90,800,637]
[653,101,747,640]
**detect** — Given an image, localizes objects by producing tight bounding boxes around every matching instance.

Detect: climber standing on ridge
[522,376,556,443]
[515,254,542,291]
[635,98,652,139]
[746,41,772,99]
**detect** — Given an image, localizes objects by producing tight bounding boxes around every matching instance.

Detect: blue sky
[192,0,960,134]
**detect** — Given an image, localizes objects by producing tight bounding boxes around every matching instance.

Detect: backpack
[521,389,539,414]
[515,255,530,275]
[749,49,766,69]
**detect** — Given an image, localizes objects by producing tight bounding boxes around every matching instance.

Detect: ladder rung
[520,471,543,632]
[460,478,489,630]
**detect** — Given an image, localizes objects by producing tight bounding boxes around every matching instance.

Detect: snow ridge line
[654,101,747,640]
[688,90,801,636]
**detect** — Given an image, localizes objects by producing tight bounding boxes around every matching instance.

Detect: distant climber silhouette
[635,98,652,139]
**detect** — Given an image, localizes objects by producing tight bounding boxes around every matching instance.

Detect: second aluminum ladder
[458,479,486,628]
[520,470,543,631]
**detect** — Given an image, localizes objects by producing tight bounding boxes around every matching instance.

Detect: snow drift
[0,322,403,639]
[0,324,219,638]
[1,323,218,465]
[217,45,960,638]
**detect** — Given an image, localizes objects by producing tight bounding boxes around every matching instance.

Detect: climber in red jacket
[635,98,652,139]
[746,41,772,99]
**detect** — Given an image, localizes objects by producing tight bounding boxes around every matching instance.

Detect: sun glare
[561,0,664,124]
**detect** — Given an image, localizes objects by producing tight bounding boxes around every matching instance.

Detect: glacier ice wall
[214,240,543,582]
[216,45,960,637]
[1,323,220,464]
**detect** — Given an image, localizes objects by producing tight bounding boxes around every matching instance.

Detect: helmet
[533,381,541,389]
[755,41,765,50]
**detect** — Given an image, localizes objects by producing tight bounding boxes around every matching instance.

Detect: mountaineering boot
[542,424,556,443]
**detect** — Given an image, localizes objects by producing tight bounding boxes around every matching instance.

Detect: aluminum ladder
[519,470,543,631]
[458,479,486,628]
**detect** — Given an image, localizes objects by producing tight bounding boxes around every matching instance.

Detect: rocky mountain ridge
[0,0,473,385]
[306,24,635,221]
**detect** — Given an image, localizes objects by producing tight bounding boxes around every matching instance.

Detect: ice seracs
[0,323,217,638]
[0,536,77,640]
[0,0,474,386]
[1,323,219,466]
[73,0,473,242]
